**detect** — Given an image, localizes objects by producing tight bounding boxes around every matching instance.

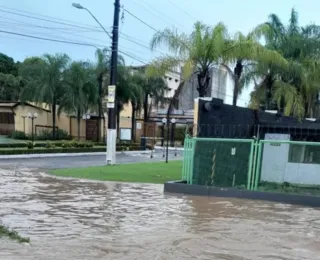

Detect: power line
[0,29,102,48]
[166,0,198,21]
[122,8,158,32]
[0,8,105,31]
[0,29,147,64]
[138,0,187,31]
[0,5,104,30]
[0,7,166,55]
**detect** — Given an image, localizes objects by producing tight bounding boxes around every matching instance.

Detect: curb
[0,150,151,159]
[154,146,184,151]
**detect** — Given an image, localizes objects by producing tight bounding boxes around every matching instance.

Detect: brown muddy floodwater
[0,167,320,260]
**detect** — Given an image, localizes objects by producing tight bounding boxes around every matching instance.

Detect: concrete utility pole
[106,0,120,165]
[72,1,120,165]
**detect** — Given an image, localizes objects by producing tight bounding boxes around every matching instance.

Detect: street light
[82,114,91,120]
[72,1,120,165]
[28,112,38,143]
[72,3,112,38]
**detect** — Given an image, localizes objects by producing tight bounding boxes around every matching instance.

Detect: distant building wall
[13,105,51,135]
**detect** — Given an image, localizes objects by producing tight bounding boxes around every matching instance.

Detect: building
[178,65,251,112]
[194,97,320,186]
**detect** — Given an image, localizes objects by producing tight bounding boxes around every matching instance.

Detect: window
[289,144,320,164]
[0,112,14,124]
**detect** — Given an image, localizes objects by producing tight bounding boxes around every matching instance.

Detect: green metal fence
[182,137,320,193]
[252,139,320,193]
[182,137,255,189]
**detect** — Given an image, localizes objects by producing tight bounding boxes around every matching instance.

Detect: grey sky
[0,0,319,66]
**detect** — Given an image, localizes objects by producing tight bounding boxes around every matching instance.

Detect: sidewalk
[0,150,151,160]
[154,146,184,151]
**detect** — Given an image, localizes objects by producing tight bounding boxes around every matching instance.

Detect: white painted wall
[261,134,290,183]
[261,133,320,185]
[210,65,252,108]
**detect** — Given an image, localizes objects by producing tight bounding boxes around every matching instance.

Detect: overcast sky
[0,0,319,66]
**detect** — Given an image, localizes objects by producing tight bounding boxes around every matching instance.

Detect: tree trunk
[233,60,243,107]
[77,109,81,141]
[97,78,102,142]
[143,93,148,137]
[233,77,240,106]
[197,70,210,97]
[131,104,136,143]
[52,98,56,140]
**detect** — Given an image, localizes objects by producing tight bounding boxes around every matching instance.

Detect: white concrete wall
[284,163,320,185]
[210,64,252,108]
[261,134,290,183]
[261,133,320,185]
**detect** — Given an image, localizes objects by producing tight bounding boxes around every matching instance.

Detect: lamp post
[28,112,38,143]
[170,118,176,147]
[72,1,120,165]
[161,118,167,158]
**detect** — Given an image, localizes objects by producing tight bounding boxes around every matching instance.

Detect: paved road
[0,150,183,170]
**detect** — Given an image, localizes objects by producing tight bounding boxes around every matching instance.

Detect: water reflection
[0,167,319,260]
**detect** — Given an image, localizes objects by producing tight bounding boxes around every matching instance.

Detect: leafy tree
[59,61,98,140]
[247,8,320,117]
[0,53,24,101]
[0,53,18,75]
[0,73,24,101]
[20,53,70,139]
[149,22,230,97]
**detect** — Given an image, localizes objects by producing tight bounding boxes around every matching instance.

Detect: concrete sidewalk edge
[0,150,151,159]
[154,146,184,151]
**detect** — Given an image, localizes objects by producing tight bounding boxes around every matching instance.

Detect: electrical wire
[122,8,157,32]
[166,0,198,21]
[138,0,187,31]
[0,29,147,64]
[0,8,104,31]
[0,6,105,30]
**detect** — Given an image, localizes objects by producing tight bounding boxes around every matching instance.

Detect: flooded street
[1,167,320,260]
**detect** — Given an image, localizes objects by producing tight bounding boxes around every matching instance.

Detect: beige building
[0,101,137,141]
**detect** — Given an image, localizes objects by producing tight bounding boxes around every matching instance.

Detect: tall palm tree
[59,61,98,140]
[149,22,229,97]
[221,30,287,106]
[247,8,320,117]
[95,48,110,142]
[142,75,168,138]
[20,53,70,139]
[149,21,272,99]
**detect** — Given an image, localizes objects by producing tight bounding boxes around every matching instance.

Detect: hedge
[0,146,141,155]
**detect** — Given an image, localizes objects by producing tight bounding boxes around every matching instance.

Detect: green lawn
[49,160,182,184]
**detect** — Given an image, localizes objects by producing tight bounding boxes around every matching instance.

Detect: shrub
[9,131,27,140]
[45,142,55,149]
[26,142,34,150]
[36,129,72,141]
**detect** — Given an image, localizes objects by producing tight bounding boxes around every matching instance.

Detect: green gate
[182,137,255,190]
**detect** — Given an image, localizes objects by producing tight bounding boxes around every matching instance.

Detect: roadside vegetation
[50,160,182,184]
[0,224,30,243]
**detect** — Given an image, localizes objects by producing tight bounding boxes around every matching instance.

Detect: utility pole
[106,0,120,165]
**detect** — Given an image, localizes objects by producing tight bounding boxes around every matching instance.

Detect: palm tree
[149,21,230,97]
[20,53,70,139]
[59,61,98,140]
[221,30,287,106]
[95,48,110,142]
[142,75,168,138]
[246,8,320,117]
